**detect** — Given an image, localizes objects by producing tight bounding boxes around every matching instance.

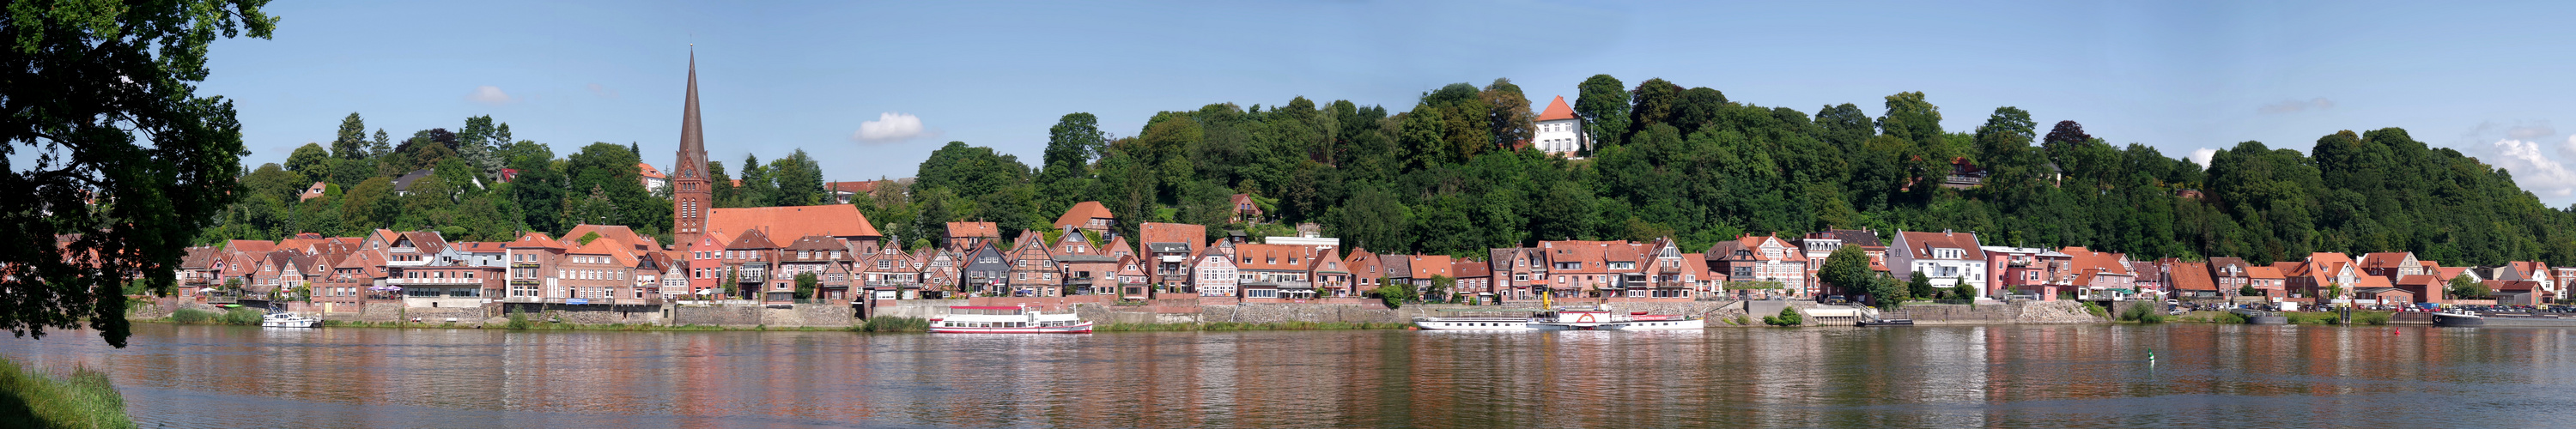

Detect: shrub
[218,308,264,325]
[2218,311,2250,324]
[2081,301,2108,318]
[860,317,929,332]
[170,308,216,323]
[505,308,532,330]
[1761,307,1804,326]
[2357,311,2391,325]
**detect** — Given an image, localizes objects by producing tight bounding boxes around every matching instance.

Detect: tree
[794,272,819,299]
[1951,276,1978,300]
[1041,112,1104,182]
[1907,271,1936,301]
[2446,275,2487,300]
[1863,274,1907,309]
[1371,277,1413,308]
[368,129,392,158]
[0,0,277,347]
[286,143,332,176]
[1626,78,1683,138]
[2239,283,2261,297]
[332,112,369,159]
[1818,245,1872,296]
[1574,75,1630,148]
[1480,78,1534,149]
[767,149,823,206]
[1426,275,1455,303]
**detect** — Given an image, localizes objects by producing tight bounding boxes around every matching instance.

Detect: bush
[859,317,929,333]
[2117,304,2166,323]
[218,308,264,325]
[505,308,532,330]
[2217,311,2249,324]
[1761,307,1804,326]
[170,308,216,324]
[0,355,133,428]
[2357,311,2391,325]
[2081,301,2108,318]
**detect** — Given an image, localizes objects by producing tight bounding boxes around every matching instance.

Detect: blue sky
[205,1,2576,203]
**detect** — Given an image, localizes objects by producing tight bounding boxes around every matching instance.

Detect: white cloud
[2257,98,2336,114]
[2488,138,2576,196]
[466,86,515,105]
[852,112,934,143]
[2190,148,2219,166]
[586,83,618,99]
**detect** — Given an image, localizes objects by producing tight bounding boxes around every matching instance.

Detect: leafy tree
[1863,275,1907,309]
[1875,92,1943,145]
[2446,275,2487,300]
[1480,78,1534,149]
[1762,306,1803,326]
[368,129,392,158]
[767,149,823,206]
[1371,277,1413,308]
[1426,275,1455,303]
[341,178,397,233]
[1951,276,1978,300]
[507,154,566,233]
[1818,245,1872,295]
[286,143,332,176]
[794,272,819,299]
[1626,78,1683,138]
[1574,74,1630,148]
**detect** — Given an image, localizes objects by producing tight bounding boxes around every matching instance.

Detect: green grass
[2356,311,2392,325]
[1093,321,1410,331]
[0,355,133,429]
[2287,312,2348,325]
[163,308,262,325]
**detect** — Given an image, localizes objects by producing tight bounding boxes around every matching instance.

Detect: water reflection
[4,323,2575,427]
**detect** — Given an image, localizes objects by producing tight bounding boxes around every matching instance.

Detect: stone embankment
[1876,300,2107,325]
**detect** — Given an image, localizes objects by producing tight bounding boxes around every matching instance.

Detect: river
[4,323,2574,428]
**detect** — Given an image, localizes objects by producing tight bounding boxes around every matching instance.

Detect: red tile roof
[945,221,999,239]
[707,204,880,241]
[1451,260,1491,279]
[504,232,565,250]
[2358,252,2412,269]
[1232,243,1321,272]
[1536,95,1577,122]
[2170,262,2216,291]
[1894,231,1986,260]
[638,162,665,179]
[1054,201,1114,229]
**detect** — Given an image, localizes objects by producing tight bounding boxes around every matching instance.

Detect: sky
[202,0,2576,204]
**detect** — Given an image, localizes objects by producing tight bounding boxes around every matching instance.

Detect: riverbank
[0,355,131,429]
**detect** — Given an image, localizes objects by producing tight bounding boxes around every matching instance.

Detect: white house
[1887,230,1988,293]
[1193,246,1239,297]
[1532,95,1589,156]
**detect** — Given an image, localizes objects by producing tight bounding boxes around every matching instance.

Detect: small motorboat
[2432,311,2485,327]
[260,311,320,328]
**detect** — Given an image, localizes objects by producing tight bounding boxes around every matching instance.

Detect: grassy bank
[1094,321,1411,332]
[0,355,132,429]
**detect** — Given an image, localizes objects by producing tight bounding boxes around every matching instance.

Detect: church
[666,51,884,300]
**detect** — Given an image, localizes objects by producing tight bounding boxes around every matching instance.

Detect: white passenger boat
[1528,305,1705,330]
[1413,305,1703,331]
[260,311,320,328]
[931,305,1093,334]
[1413,308,1546,330]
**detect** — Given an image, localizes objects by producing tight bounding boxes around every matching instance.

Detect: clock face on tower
[684,168,695,178]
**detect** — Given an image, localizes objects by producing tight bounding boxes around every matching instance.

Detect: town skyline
[201,1,2576,204]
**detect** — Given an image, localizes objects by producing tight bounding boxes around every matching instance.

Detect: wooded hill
[210,75,2576,268]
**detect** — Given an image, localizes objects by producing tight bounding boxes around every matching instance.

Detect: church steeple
[672,49,712,248]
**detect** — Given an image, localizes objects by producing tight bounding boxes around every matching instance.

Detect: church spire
[679,49,703,160]
[673,48,712,249]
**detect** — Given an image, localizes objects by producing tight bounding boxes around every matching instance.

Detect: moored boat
[2432,311,2486,327]
[260,311,320,328]
[931,305,1093,334]
[1413,308,1545,330]
[1525,305,1704,331]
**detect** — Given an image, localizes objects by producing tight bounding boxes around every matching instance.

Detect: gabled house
[1452,260,1492,303]
[2358,252,2426,279]
[1053,229,1120,296]
[1190,245,1238,297]
[2060,247,2136,295]
[945,221,1000,252]
[2168,261,2218,298]
[1139,222,1206,287]
[779,235,849,299]
[1228,193,1264,223]
[1887,231,1989,293]
[1540,240,1617,298]
[1052,201,1117,233]
[1984,246,2071,299]
[1232,243,1321,299]
[1489,247,1550,301]
[1114,255,1151,299]
[1347,248,1385,296]
[721,228,781,300]
[2208,257,2255,295]
[960,243,1010,296]
[1797,229,1886,296]
[1708,235,1810,298]
[1004,233,1061,297]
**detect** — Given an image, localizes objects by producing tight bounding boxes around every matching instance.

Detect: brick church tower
[671,50,712,247]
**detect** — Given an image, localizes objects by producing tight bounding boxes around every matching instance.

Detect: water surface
[5,323,2571,428]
